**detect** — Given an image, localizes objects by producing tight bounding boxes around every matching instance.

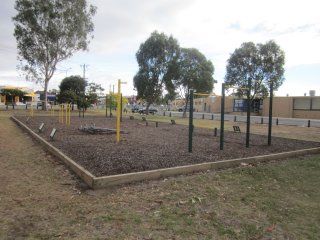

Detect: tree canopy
[58,75,104,109]
[13,0,96,109]
[0,88,25,97]
[176,48,216,113]
[59,76,87,95]
[133,31,180,113]
[57,75,87,104]
[225,40,285,99]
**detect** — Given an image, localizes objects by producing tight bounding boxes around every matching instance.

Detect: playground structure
[11,113,320,189]
[221,80,274,148]
[116,79,127,143]
[58,103,71,126]
[187,80,274,152]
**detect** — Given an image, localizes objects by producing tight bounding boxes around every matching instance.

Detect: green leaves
[57,76,103,107]
[176,48,216,109]
[133,31,216,110]
[0,88,25,97]
[13,0,96,109]
[134,31,180,105]
[225,40,285,99]
[59,76,87,96]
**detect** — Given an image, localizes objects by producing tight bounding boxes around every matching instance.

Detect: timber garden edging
[11,116,320,189]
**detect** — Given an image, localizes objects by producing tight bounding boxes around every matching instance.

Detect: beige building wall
[171,95,320,119]
[262,97,293,118]
[193,96,234,113]
[293,110,320,119]
[262,96,320,119]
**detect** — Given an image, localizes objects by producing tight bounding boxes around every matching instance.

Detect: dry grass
[1,110,319,239]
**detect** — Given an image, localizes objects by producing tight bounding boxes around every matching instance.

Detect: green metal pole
[268,81,273,145]
[220,83,225,150]
[78,100,80,117]
[246,78,252,148]
[188,89,194,153]
[105,95,108,117]
[109,95,112,117]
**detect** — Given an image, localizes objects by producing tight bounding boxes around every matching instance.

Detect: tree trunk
[183,92,189,118]
[43,80,49,110]
[145,102,151,115]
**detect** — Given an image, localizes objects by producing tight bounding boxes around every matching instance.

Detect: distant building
[169,94,320,119]
[35,91,57,103]
[0,86,35,105]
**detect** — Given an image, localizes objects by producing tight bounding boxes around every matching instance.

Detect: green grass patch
[116,156,320,239]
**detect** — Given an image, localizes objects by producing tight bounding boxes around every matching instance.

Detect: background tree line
[133,31,216,115]
[134,31,285,114]
[12,0,285,114]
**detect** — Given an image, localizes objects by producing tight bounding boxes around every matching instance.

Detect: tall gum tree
[13,0,96,109]
[133,31,180,114]
[176,48,215,116]
[225,40,285,100]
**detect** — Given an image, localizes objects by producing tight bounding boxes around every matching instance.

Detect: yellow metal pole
[61,104,64,123]
[68,104,71,125]
[116,80,121,143]
[65,104,68,125]
[59,104,61,123]
[59,104,62,123]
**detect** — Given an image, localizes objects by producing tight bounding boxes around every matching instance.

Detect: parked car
[15,102,26,106]
[131,105,143,113]
[36,102,51,108]
[138,107,158,115]
[178,106,194,112]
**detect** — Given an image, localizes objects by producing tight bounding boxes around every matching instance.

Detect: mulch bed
[15,115,320,177]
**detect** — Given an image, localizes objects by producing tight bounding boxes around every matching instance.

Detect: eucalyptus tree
[176,48,216,115]
[225,40,285,99]
[133,31,180,114]
[13,0,96,109]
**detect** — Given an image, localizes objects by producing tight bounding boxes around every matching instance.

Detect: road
[1,104,319,127]
[160,110,320,128]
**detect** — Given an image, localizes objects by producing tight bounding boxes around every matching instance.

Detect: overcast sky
[0,0,319,97]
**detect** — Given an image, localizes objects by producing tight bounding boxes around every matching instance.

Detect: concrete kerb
[11,116,320,189]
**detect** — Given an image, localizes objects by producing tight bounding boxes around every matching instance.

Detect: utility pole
[80,64,89,80]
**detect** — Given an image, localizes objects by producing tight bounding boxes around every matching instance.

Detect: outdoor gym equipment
[220,80,274,149]
[188,90,214,153]
[59,104,71,125]
[267,81,274,146]
[59,104,64,123]
[116,79,126,143]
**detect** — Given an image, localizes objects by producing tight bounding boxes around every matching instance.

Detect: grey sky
[1,0,319,96]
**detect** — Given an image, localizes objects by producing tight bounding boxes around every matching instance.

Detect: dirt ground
[14,115,320,177]
[1,111,320,239]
